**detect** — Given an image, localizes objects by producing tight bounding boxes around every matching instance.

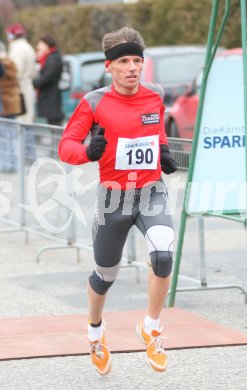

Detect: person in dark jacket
[0,61,4,113]
[0,62,3,113]
[0,62,4,78]
[33,35,64,126]
[0,40,22,172]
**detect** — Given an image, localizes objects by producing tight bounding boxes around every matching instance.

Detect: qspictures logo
[141,113,160,125]
[18,157,97,233]
[1,158,246,232]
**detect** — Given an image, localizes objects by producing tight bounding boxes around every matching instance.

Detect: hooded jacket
[0,57,21,117]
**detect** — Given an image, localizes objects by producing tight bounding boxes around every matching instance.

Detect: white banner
[186,54,247,216]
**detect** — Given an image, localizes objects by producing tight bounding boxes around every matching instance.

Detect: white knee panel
[145,225,174,253]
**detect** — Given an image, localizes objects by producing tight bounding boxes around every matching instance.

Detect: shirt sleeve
[58,98,94,165]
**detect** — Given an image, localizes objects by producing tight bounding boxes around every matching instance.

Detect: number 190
[126,148,153,165]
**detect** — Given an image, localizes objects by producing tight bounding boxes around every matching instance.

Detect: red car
[166,48,242,139]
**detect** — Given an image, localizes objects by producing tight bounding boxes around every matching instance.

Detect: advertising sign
[186,53,246,216]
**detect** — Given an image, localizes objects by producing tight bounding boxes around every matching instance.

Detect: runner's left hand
[160,144,177,174]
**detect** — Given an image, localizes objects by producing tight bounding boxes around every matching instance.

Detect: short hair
[102,27,145,53]
[39,35,57,48]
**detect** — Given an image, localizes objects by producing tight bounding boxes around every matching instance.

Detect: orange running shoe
[136,321,167,372]
[89,325,112,376]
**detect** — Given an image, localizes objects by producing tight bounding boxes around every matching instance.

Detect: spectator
[5,23,36,124]
[0,62,4,78]
[6,23,36,164]
[0,41,21,118]
[33,35,64,126]
[0,62,4,112]
[0,40,21,172]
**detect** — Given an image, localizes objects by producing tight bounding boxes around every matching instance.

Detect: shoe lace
[147,327,166,354]
[91,342,105,358]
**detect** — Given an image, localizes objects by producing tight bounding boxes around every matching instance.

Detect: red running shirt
[58,82,168,190]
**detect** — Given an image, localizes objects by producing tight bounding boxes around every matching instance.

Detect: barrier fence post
[168,0,231,307]
[198,216,207,287]
[16,123,26,228]
[240,0,247,193]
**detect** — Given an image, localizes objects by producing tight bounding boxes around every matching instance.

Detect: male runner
[58,27,177,375]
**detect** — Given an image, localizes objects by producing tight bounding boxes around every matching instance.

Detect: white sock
[144,315,160,334]
[87,323,103,342]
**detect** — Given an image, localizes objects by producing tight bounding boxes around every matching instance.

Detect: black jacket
[33,50,64,122]
[0,63,4,78]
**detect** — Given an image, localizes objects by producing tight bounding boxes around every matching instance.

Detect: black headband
[105,42,144,60]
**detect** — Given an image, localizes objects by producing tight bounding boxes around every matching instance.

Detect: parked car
[166,47,239,139]
[62,46,208,122]
[61,51,105,120]
[143,46,207,108]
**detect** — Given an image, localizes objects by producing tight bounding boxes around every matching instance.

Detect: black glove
[86,128,108,161]
[160,144,177,174]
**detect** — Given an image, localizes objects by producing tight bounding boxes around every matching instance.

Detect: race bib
[115,135,159,170]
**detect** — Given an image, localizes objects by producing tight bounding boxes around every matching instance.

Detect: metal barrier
[0,122,204,285]
[0,118,142,280]
[0,119,245,298]
[0,119,76,246]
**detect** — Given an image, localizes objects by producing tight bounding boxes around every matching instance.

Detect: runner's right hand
[86,128,108,161]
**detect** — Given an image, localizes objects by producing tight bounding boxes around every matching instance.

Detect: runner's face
[108,55,143,95]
